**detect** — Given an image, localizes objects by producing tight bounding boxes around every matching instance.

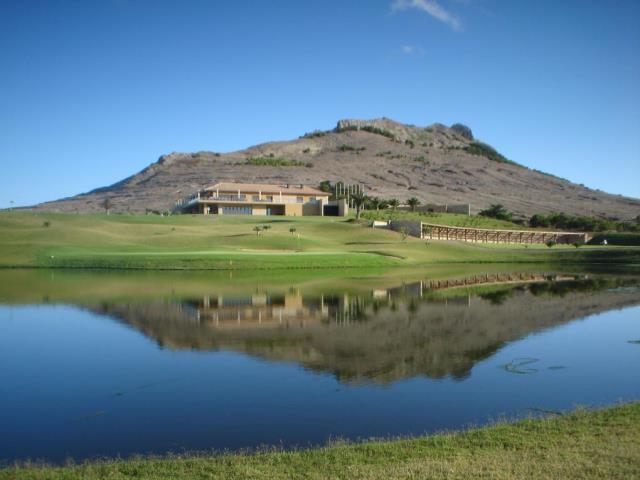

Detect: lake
[1,266,639,464]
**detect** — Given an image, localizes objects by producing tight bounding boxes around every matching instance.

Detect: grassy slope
[4,402,638,480]
[361,210,529,230]
[0,212,638,270]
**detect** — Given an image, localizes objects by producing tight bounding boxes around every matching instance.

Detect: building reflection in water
[184,272,583,329]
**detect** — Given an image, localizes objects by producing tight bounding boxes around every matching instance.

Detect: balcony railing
[175,192,319,209]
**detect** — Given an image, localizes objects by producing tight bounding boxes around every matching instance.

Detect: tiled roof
[203,182,328,196]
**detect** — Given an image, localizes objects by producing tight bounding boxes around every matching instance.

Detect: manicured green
[3,402,638,479]
[0,212,638,270]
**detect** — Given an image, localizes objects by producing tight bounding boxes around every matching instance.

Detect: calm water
[1,268,639,463]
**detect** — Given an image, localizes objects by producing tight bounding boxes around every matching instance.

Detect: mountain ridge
[30,118,640,219]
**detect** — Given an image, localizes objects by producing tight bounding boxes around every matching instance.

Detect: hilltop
[31,118,640,219]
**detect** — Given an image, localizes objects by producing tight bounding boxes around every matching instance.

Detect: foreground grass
[1,212,638,270]
[3,402,639,479]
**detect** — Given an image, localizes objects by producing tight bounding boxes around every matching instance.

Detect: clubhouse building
[175,182,348,217]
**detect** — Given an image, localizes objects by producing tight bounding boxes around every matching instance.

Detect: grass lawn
[0,211,638,270]
[3,402,638,479]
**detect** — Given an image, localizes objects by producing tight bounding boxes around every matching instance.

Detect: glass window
[297,196,303,203]
[222,206,253,215]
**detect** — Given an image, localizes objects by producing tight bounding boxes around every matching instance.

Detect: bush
[479,204,513,221]
[529,212,639,232]
[338,145,365,152]
[464,142,514,164]
[301,130,327,138]
[339,125,397,141]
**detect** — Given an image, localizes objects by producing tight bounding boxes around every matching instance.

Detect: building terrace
[176,182,347,216]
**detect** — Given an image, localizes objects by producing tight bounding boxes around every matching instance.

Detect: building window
[222,206,253,215]
[297,196,303,203]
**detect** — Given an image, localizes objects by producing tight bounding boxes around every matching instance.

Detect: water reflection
[90,273,640,383]
[2,268,640,463]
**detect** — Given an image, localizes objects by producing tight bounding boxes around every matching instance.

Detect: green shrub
[338,144,365,152]
[479,204,513,222]
[464,142,514,164]
[529,213,639,232]
[301,130,327,138]
[339,125,397,141]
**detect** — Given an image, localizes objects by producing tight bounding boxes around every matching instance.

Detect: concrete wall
[389,220,423,238]
[252,205,268,216]
[284,203,304,216]
[302,202,322,216]
[337,199,348,217]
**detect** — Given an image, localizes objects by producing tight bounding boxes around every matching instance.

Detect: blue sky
[1,0,639,208]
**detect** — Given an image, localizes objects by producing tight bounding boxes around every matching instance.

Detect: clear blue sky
[1,0,639,208]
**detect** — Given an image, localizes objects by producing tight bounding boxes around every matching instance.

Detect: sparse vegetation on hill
[464,141,515,164]
[337,123,397,141]
[338,144,366,153]
[300,130,328,138]
[25,117,640,219]
[242,157,312,167]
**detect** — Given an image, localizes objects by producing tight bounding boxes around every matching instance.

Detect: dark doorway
[323,205,339,216]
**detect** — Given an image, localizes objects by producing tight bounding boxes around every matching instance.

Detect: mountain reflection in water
[92,273,640,384]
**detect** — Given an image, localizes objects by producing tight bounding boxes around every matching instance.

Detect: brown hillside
[32,118,640,219]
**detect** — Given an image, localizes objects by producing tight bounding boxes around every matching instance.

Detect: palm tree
[388,198,399,211]
[350,190,366,220]
[407,197,420,212]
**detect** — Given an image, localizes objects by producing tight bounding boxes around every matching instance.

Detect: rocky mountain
[32,118,640,219]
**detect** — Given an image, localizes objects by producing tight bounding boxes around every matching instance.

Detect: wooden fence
[422,223,589,244]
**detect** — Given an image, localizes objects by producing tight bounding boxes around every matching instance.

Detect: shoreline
[3,401,638,479]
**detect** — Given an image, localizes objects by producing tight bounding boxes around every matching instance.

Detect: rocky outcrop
[450,123,474,140]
